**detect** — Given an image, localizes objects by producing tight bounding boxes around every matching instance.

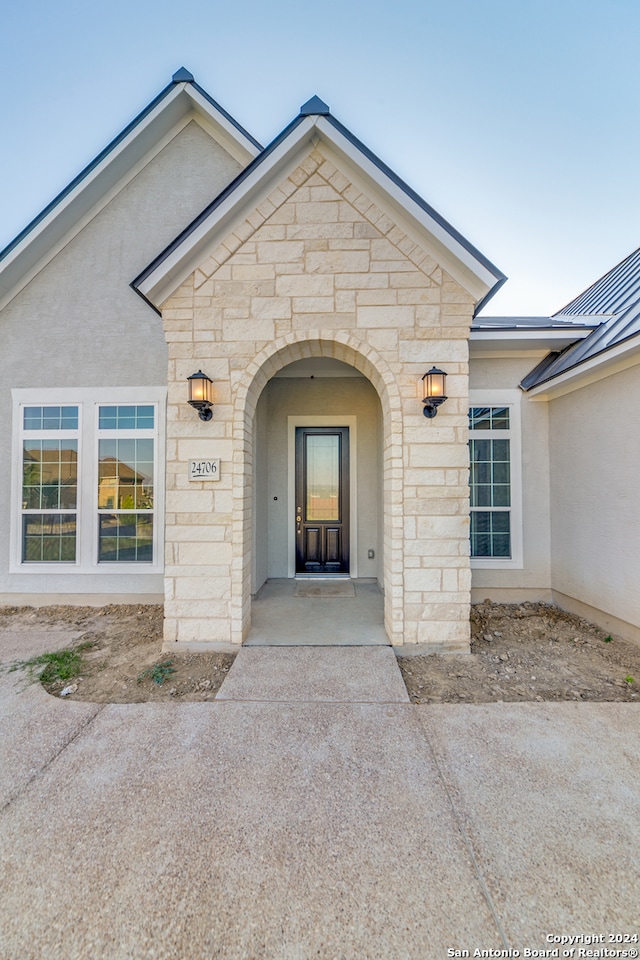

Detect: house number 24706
[188,459,221,481]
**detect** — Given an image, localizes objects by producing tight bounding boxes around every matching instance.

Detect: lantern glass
[188,371,213,405]
[422,367,447,403]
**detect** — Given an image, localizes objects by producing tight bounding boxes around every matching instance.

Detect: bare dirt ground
[399,600,640,704]
[1,605,234,702]
[1,600,639,704]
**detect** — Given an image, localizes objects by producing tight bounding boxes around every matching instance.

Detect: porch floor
[245,578,388,645]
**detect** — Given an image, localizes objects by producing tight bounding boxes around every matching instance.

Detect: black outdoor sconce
[422,367,448,418]
[187,370,214,421]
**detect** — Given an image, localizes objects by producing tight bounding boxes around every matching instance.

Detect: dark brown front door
[295,427,349,574]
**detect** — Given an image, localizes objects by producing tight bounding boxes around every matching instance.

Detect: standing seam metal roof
[521,246,640,389]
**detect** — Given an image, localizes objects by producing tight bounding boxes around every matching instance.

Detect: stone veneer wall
[161,147,474,650]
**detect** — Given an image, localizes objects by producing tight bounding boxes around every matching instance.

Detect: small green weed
[137,660,175,686]
[602,635,613,643]
[10,648,84,685]
[625,675,635,685]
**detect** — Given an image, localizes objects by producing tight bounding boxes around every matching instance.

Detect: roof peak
[300,95,330,116]
[172,67,194,83]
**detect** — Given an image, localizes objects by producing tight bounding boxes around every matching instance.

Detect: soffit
[469,323,596,355]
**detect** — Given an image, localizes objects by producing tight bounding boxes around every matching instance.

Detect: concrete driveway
[1,627,639,960]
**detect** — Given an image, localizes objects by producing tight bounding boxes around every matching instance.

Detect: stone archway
[230,330,404,645]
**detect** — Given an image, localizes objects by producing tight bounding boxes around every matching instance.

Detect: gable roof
[0,69,262,310]
[522,247,640,391]
[132,95,506,312]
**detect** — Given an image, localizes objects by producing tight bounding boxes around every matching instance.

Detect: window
[12,389,165,573]
[21,406,79,562]
[468,391,522,568]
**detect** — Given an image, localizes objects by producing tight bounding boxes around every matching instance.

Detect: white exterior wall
[548,362,640,639]
[469,355,552,601]
[0,121,244,599]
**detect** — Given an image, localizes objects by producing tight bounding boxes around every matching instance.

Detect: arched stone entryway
[230,331,404,645]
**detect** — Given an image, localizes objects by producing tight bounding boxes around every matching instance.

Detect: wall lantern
[187,370,214,421]
[422,367,448,418]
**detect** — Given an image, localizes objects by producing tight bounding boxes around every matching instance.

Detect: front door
[295,427,349,574]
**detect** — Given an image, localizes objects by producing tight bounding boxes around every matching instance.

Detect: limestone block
[354,221,382,239]
[251,298,292,320]
[409,444,469,468]
[166,490,213,513]
[268,205,296,224]
[254,225,286,241]
[370,238,405,261]
[389,269,430,290]
[356,289,398,306]
[167,600,232,619]
[222,318,274,341]
[257,241,304,263]
[287,222,354,240]
[307,184,340,201]
[335,290,356,312]
[306,251,370,273]
[404,568,442,592]
[170,524,233,542]
[275,274,334,296]
[364,328,398,352]
[327,169,350,193]
[416,619,470,646]
[334,273,389,289]
[163,619,178,642]
[177,618,231,642]
[416,515,469,540]
[173,576,232,601]
[370,259,417,273]
[357,305,414,328]
[292,297,335,313]
[176,438,232,461]
[399,340,467,362]
[295,201,342,223]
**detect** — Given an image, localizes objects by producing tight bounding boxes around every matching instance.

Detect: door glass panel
[306,434,340,521]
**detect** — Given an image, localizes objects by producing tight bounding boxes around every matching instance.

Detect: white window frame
[469,389,523,570]
[11,387,166,575]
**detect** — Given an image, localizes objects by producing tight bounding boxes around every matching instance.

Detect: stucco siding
[0,120,244,597]
[549,362,640,634]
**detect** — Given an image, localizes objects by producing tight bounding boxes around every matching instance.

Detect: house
[1,69,638,650]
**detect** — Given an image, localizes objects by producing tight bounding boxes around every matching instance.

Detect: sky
[1,0,639,316]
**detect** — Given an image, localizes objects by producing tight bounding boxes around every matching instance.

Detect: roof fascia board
[0,82,260,310]
[181,83,262,164]
[526,331,640,400]
[137,113,504,309]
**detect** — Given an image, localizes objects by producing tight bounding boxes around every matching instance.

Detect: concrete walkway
[1,629,639,960]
